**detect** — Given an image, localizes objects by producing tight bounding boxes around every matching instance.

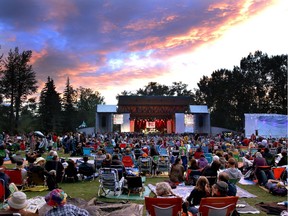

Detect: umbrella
[34,131,45,138]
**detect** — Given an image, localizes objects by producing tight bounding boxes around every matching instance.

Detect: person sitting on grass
[169,158,185,185]
[44,189,89,216]
[184,176,210,215]
[222,158,243,183]
[218,172,237,196]
[211,181,229,197]
[5,191,38,216]
[78,156,95,180]
[155,182,178,197]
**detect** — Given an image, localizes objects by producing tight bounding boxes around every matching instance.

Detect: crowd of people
[0,131,287,215]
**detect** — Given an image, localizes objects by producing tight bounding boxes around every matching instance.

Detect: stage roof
[117,96,193,106]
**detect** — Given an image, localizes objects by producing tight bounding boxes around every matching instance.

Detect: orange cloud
[30,49,48,65]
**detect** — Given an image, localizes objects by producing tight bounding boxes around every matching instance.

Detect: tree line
[0,47,287,134]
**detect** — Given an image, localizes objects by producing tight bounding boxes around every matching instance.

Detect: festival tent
[244,113,288,138]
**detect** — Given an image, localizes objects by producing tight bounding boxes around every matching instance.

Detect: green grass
[7,151,286,215]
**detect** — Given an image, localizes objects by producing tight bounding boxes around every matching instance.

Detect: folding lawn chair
[98,168,124,197]
[138,156,152,174]
[157,155,170,174]
[145,196,182,216]
[198,196,239,216]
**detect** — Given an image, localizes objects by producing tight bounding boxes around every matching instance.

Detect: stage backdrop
[245,113,288,138]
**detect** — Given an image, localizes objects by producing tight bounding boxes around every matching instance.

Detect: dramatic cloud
[0,0,287,104]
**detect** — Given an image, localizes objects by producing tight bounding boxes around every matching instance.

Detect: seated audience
[64,159,78,182]
[185,176,210,215]
[218,172,237,196]
[5,191,37,216]
[27,157,58,190]
[277,150,287,166]
[78,156,95,180]
[263,148,275,166]
[194,148,203,159]
[0,157,12,198]
[101,153,112,168]
[44,189,89,216]
[242,153,253,174]
[198,154,209,169]
[15,160,28,185]
[44,151,64,183]
[155,182,177,197]
[188,158,200,170]
[253,152,274,185]
[222,158,242,182]
[111,154,126,179]
[211,181,229,197]
[202,160,221,186]
[169,158,185,184]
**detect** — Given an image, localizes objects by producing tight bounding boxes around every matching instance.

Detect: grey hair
[155,182,172,196]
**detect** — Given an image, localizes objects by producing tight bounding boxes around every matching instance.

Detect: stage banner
[130,120,135,132]
[167,120,172,133]
[146,121,155,129]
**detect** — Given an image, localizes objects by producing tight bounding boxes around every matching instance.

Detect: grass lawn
[6,151,286,215]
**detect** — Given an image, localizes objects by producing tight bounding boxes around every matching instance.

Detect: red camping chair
[198,196,238,216]
[0,179,5,205]
[273,167,286,180]
[122,155,134,168]
[145,196,182,216]
[4,169,23,187]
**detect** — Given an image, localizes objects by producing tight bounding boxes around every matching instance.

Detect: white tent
[244,113,288,138]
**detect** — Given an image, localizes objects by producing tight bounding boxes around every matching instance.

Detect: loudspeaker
[198,115,204,127]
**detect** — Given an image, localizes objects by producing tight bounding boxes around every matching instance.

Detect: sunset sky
[0,0,287,105]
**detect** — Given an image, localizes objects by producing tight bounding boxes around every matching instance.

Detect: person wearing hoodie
[198,154,209,169]
[222,158,242,182]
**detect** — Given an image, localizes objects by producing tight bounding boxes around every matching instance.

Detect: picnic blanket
[104,186,151,201]
[148,184,194,200]
[22,185,49,192]
[236,200,260,214]
[236,185,257,198]
[38,197,143,216]
[255,202,287,215]
[239,177,256,185]
[148,184,257,199]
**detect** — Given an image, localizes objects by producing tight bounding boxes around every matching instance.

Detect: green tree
[18,97,39,133]
[195,51,287,130]
[169,81,193,97]
[136,82,170,96]
[266,54,287,114]
[0,47,38,133]
[38,77,62,133]
[62,77,77,132]
[77,87,105,127]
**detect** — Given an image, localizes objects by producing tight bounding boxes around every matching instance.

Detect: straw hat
[34,157,46,164]
[8,192,28,210]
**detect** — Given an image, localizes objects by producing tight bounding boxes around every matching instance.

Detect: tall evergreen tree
[38,77,62,133]
[0,47,38,133]
[62,77,77,132]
